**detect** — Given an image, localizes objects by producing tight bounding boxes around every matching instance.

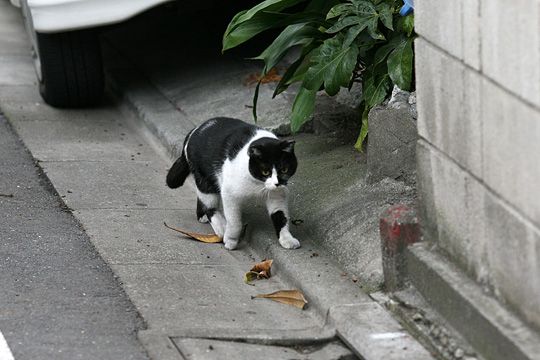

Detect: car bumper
[27,0,172,33]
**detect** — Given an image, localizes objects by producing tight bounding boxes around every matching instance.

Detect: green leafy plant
[223,0,415,150]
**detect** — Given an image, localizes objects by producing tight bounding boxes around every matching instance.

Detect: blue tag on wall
[400,0,414,16]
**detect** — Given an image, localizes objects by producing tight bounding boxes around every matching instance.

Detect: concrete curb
[106,69,196,160]
[407,243,540,360]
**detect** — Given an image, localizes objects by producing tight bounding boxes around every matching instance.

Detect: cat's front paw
[223,238,238,250]
[279,233,301,249]
[210,213,226,238]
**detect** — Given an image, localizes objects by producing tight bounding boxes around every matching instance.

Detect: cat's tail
[167,130,193,188]
[166,150,190,188]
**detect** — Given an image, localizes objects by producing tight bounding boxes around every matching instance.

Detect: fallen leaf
[163,222,222,243]
[251,259,273,276]
[243,68,282,86]
[251,289,307,309]
[244,271,259,284]
[244,259,273,284]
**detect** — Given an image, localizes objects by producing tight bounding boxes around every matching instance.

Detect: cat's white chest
[220,157,263,199]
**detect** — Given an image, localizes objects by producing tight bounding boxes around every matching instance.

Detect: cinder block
[367,103,417,184]
[462,0,481,70]
[416,141,438,243]
[416,140,489,283]
[484,192,540,329]
[415,0,463,59]
[481,78,540,224]
[416,39,483,178]
[417,139,540,329]
[415,0,481,69]
[481,0,540,107]
[407,242,540,360]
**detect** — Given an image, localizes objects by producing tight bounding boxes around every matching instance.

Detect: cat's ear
[248,145,262,158]
[280,140,295,153]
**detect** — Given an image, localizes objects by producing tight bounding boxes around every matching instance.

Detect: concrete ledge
[138,331,184,360]
[246,211,373,319]
[245,210,435,360]
[329,303,435,360]
[139,327,337,351]
[173,338,355,360]
[407,243,540,360]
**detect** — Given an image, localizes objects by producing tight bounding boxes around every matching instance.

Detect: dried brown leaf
[243,68,282,86]
[163,222,222,243]
[251,289,307,309]
[250,259,273,276]
[244,259,273,284]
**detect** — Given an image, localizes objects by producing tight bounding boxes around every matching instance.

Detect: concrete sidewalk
[102,4,417,292]
[0,2,431,359]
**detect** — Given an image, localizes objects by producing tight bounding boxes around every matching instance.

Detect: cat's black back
[186,117,258,193]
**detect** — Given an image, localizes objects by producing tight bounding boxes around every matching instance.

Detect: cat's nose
[265,182,278,190]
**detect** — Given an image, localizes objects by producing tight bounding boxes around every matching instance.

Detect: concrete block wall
[415,0,540,330]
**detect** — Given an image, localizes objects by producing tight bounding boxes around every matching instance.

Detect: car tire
[36,30,104,108]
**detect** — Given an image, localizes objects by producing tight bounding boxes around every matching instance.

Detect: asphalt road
[0,114,148,359]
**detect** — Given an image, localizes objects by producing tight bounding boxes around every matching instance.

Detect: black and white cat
[166,117,301,250]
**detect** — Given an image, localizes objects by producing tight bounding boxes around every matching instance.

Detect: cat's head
[247,138,297,190]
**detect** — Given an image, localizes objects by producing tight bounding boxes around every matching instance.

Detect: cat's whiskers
[258,186,270,198]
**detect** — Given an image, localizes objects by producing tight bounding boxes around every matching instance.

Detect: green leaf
[222,0,316,51]
[387,38,413,90]
[290,87,317,133]
[252,81,261,121]
[303,36,359,96]
[354,106,370,151]
[223,9,248,40]
[223,12,285,51]
[326,16,360,34]
[254,23,321,73]
[402,14,414,36]
[234,0,307,25]
[273,45,317,97]
[355,1,377,17]
[373,35,403,65]
[351,1,384,40]
[343,23,366,47]
[377,3,393,30]
[367,18,385,40]
[273,57,304,97]
[327,3,354,20]
[223,11,323,52]
[363,70,391,107]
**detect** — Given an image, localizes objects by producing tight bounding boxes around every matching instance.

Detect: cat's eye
[280,167,288,174]
[261,169,271,176]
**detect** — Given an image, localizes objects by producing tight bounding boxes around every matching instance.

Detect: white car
[13,0,171,107]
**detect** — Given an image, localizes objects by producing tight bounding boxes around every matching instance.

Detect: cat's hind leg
[196,198,210,223]
[196,190,226,238]
[266,187,300,249]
